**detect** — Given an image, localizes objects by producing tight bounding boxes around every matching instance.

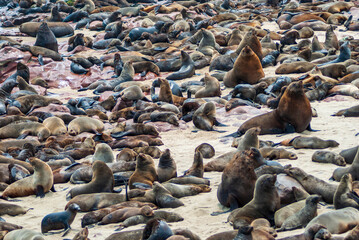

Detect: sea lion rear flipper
[347,192,359,204]
[17,132,30,139]
[36,185,45,198]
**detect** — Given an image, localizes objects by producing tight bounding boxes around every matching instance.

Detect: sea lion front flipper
[36,185,45,198]
[214,119,227,127]
[38,55,44,66]
[17,131,30,139]
[61,226,71,237]
[132,182,152,190]
[347,192,359,204]
[111,131,130,139]
[306,124,319,132]
[50,184,56,192]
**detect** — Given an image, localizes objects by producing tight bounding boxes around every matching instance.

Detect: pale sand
[1,10,359,240]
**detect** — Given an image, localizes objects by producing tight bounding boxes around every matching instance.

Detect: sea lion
[42,117,67,136]
[278,195,320,231]
[71,227,89,240]
[99,205,154,225]
[194,73,221,98]
[259,148,297,160]
[157,149,177,183]
[1,158,53,199]
[0,202,28,216]
[129,153,157,189]
[92,143,114,163]
[288,136,339,149]
[216,148,262,212]
[67,160,114,199]
[312,151,346,166]
[340,146,359,164]
[334,173,359,210]
[183,151,203,178]
[65,192,127,212]
[142,218,173,240]
[235,81,312,136]
[235,28,263,60]
[158,78,186,106]
[285,167,336,203]
[223,45,264,88]
[34,22,58,53]
[195,143,215,159]
[324,26,339,50]
[16,76,37,94]
[19,22,74,37]
[3,229,44,240]
[193,102,223,132]
[152,182,184,208]
[333,148,359,181]
[228,174,280,229]
[41,203,80,236]
[306,207,359,234]
[275,62,316,74]
[68,117,104,135]
[14,95,62,114]
[133,146,161,159]
[166,51,195,81]
[333,105,359,117]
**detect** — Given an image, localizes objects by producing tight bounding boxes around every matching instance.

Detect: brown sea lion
[259,148,297,160]
[158,78,186,106]
[157,149,177,183]
[236,81,312,136]
[183,151,203,178]
[152,181,184,208]
[285,167,337,203]
[216,148,263,212]
[99,206,154,225]
[14,95,62,114]
[129,153,157,189]
[133,146,161,159]
[194,73,221,98]
[71,227,89,240]
[223,45,265,88]
[306,207,359,234]
[275,62,316,74]
[68,117,104,135]
[1,158,53,199]
[333,148,359,181]
[333,105,359,117]
[193,102,223,132]
[67,160,114,199]
[334,173,359,210]
[228,174,280,229]
[287,136,339,149]
[16,76,37,94]
[3,229,45,240]
[328,2,354,14]
[235,28,263,60]
[42,116,67,136]
[195,143,215,159]
[0,202,28,216]
[19,22,74,37]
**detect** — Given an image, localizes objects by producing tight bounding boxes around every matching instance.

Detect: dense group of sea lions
[1,0,359,239]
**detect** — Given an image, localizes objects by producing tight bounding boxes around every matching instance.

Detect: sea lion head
[284,167,305,178]
[140,205,154,217]
[247,147,264,164]
[136,153,154,170]
[68,203,81,212]
[258,174,277,190]
[286,81,304,96]
[306,195,321,205]
[38,22,50,33]
[341,173,353,186]
[28,157,43,170]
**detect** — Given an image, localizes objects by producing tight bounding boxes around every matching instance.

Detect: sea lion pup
[129,153,157,189]
[3,229,45,240]
[1,158,53,199]
[157,149,177,183]
[223,45,264,88]
[306,207,359,234]
[41,203,80,236]
[324,26,339,50]
[305,82,333,101]
[67,33,93,52]
[16,76,37,94]
[285,167,336,203]
[166,51,195,81]
[34,22,58,53]
[334,173,359,210]
[194,73,221,98]
[193,102,225,132]
[259,148,297,160]
[67,161,114,199]
[158,78,186,106]
[142,218,173,240]
[278,195,320,231]
[48,6,63,22]
[195,143,215,159]
[42,116,67,136]
[14,95,62,114]
[111,122,159,139]
[286,136,339,149]
[0,202,28,216]
[227,29,242,46]
[228,174,280,229]
[183,150,204,178]
[233,81,312,136]
[120,85,146,102]
[99,205,154,225]
[312,151,346,166]
[215,148,263,214]
[328,1,354,14]
[333,105,359,117]
[152,182,184,208]
[68,117,104,136]
[71,227,89,240]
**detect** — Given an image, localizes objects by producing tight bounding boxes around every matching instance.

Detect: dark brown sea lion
[235,81,312,136]
[223,46,265,88]
[34,22,58,53]
[333,105,359,117]
[287,136,339,149]
[235,28,263,60]
[285,167,336,203]
[157,149,177,183]
[129,153,157,189]
[67,160,114,199]
[259,148,297,160]
[1,158,53,199]
[228,174,280,229]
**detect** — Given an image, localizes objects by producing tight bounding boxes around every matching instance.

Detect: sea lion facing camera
[34,22,58,53]
[157,149,177,183]
[129,153,158,189]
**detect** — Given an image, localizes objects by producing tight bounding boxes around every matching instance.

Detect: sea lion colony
[0,0,359,239]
